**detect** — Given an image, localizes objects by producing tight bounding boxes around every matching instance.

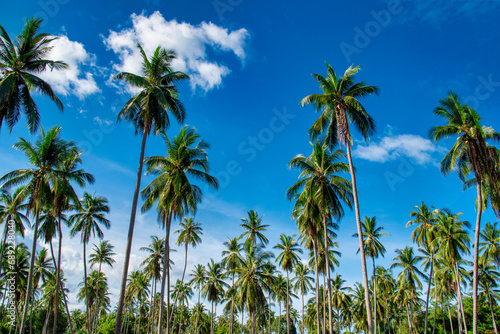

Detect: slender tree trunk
[446,294,454,334]
[432,279,437,334]
[453,265,463,334]
[52,218,63,334]
[302,293,304,334]
[424,251,434,334]
[278,301,281,334]
[286,269,290,334]
[456,263,467,334]
[346,142,373,334]
[231,274,235,334]
[251,310,256,334]
[83,242,91,333]
[92,262,103,334]
[322,275,326,334]
[472,182,482,334]
[157,211,172,334]
[210,301,214,334]
[169,242,189,327]
[115,130,148,334]
[410,291,414,334]
[43,303,52,334]
[313,240,320,334]
[487,291,499,334]
[323,216,333,334]
[19,210,40,334]
[196,285,201,334]
[269,291,272,334]
[372,258,377,334]
[0,215,11,279]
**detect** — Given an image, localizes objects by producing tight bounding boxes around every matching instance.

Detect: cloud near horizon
[103,12,249,92]
[353,133,441,165]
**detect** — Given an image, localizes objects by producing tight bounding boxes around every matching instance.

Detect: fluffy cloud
[40,35,100,99]
[353,134,440,165]
[103,12,249,91]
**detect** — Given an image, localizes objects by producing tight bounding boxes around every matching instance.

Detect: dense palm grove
[1,17,500,334]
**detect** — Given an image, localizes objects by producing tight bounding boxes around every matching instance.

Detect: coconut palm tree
[274,234,302,334]
[390,247,425,334]
[293,262,314,334]
[89,240,116,331]
[70,192,111,332]
[240,210,269,247]
[300,63,378,334]
[202,260,228,334]
[113,43,189,334]
[0,17,68,133]
[480,221,500,268]
[170,280,193,334]
[406,202,438,334]
[0,126,77,334]
[430,91,500,334]
[353,216,388,334]
[190,264,207,334]
[175,217,203,286]
[287,140,353,334]
[141,126,218,334]
[331,274,350,334]
[477,261,500,334]
[221,237,243,334]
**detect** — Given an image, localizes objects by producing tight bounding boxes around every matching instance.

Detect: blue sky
[1,0,500,313]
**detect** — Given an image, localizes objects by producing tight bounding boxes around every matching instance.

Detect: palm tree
[189,264,207,334]
[353,216,388,334]
[240,210,269,247]
[89,240,116,331]
[113,43,189,334]
[175,217,203,286]
[287,140,353,334]
[300,63,378,334]
[274,234,302,334]
[390,247,425,334]
[430,91,500,334]
[0,17,68,133]
[202,260,228,334]
[70,192,111,333]
[221,237,243,334]
[406,202,438,334]
[477,261,500,334]
[141,126,218,334]
[170,280,193,334]
[331,274,350,334]
[479,221,500,268]
[293,262,314,334]
[0,126,77,334]
[262,260,277,334]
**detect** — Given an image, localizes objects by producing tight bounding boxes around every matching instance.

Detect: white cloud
[353,134,440,165]
[40,35,101,99]
[103,12,249,92]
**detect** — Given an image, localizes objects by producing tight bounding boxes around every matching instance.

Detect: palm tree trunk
[157,211,172,334]
[322,216,333,334]
[268,290,272,334]
[322,275,326,334]
[115,130,148,334]
[346,142,373,334]
[231,274,235,334]
[210,301,214,334]
[0,215,11,279]
[472,182,482,334]
[410,290,414,334]
[455,262,467,334]
[423,251,434,334]
[432,279,437,334]
[278,301,281,334]
[453,264,463,334]
[83,242,92,333]
[242,304,245,333]
[196,285,201,334]
[251,309,256,334]
[302,293,305,334]
[372,258,377,334]
[168,242,189,328]
[487,290,498,334]
[446,294,454,334]
[313,240,320,334]
[286,269,290,334]
[43,302,52,334]
[92,262,103,334]
[19,210,40,334]
[52,217,63,334]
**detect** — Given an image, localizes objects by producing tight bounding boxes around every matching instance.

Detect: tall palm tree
[0,17,68,133]
[141,126,218,334]
[262,260,277,334]
[479,221,500,268]
[170,280,193,334]
[287,140,353,334]
[240,210,269,247]
[353,216,388,334]
[221,237,243,334]
[189,264,207,334]
[274,234,302,334]
[331,274,350,334]
[430,91,500,334]
[300,63,378,334]
[175,217,203,286]
[202,260,228,334]
[0,126,77,334]
[70,192,111,333]
[390,247,425,334]
[406,202,438,334]
[293,262,314,334]
[89,240,116,331]
[477,261,500,334]
[113,44,189,334]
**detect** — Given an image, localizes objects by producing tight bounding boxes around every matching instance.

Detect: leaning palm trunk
[286,269,290,334]
[322,216,333,334]
[115,130,148,334]
[454,263,464,334]
[19,210,40,334]
[196,285,201,334]
[231,274,235,334]
[313,240,321,334]
[446,294,454,334]
[157,211,172,334]
[487,290,499,334]
[472,182,482,334]
[424,252,434,334]
[53,218,63,334]
[372,259,377,334]
[83,242,92,332]
[346,140,373,334]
